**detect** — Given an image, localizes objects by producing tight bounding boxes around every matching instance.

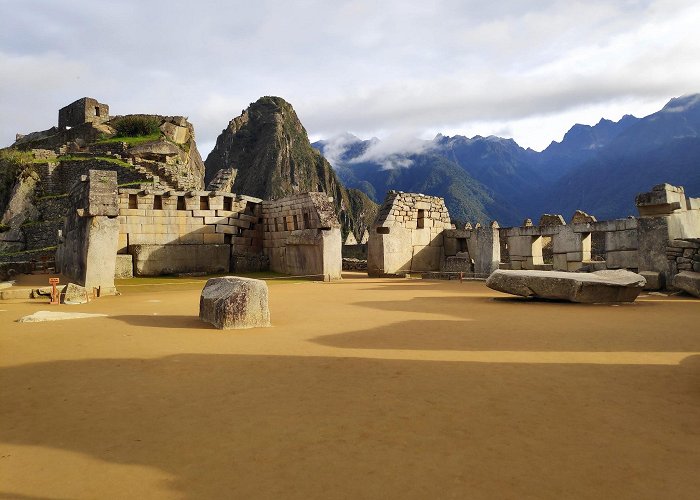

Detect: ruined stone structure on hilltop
[58,97,110,130]
[0,98,206,262]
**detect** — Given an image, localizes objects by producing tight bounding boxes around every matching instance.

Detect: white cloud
[0,0,698,152]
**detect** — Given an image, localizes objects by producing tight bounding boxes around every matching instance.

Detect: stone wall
[666,239,700,274]
[36,159,148,196]
[636,184,700,287]
[22,220,64,250]
[117,189,263,276]
[55,170,119,294]
[500,218,639,272]
[368,191,452,276]
[443,223,501,277]
[262,192,342,281]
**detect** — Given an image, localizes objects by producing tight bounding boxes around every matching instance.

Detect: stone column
[475,222,501,277]
[56,170,119,295]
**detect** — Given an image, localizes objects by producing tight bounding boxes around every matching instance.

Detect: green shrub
[112,116,161,137]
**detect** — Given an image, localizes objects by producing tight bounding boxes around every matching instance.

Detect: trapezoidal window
[128,194,138,209]
[303,212,310,229]
[223,197,232,211]
[293,214,299,230]
[153,195,163,210]
[177,196,186,210]
[199,196,209,210]
[417,209,425,229]
[95,106,101,117]
[274,218,279,232]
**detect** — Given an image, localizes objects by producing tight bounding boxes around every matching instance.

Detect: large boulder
[486,269,646,303]
[199,277,271,329]
[672,271,700,298]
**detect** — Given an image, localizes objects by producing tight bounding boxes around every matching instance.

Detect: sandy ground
[0,273,699,500]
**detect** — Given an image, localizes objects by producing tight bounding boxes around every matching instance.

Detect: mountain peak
[661,93,700,113]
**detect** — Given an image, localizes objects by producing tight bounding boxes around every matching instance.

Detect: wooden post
[49,277,60,305]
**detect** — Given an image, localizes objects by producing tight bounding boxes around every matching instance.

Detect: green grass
[0,245,56,258]
[36,193,69,201]
[95,132,161,146]
[57,155,133,169]
[118,180,154,188]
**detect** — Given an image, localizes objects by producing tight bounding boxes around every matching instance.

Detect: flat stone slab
[486,269,646,303]
[17,310,107,323]
[199,276,271,329]
[672,271,700,298]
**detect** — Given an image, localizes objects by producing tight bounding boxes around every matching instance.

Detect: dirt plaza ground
[1,273,699,499]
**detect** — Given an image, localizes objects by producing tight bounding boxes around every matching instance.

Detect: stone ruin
[367,191,500,278]
[58,97,110,130]
[5,99,700,301]
[54,170,343,290]
[363,184,700,292]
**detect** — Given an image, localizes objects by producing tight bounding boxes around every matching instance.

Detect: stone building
[56,170,343,290]
[367,191,452,276]
[58,97,110,129]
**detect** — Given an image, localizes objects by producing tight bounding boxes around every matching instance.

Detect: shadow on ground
[108,315,213,330]
[1,354,699,499]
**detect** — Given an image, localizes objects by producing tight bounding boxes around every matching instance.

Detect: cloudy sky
[1,0,698,155]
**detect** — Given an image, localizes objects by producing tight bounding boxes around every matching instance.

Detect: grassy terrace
[57,155,133,169]
[94,132,162,146]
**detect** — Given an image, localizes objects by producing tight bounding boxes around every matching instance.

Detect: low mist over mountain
[314,94,700,226]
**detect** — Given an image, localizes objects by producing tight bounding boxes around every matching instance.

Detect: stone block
[204,233,226,244]
[411,245,442,271]
[639,271,664,290]
[199,277,271,329]
[552,227,582,254]
[508,235,535,257]
[115,254,133,278]
[486,269,646,303]
[411,229,431,246]
[606,250,639,269]
[552,254,568,271]
[671,271,700,297]
[216,224,237,235]
[605,229,638,251]
[62,283,89,304]
[566,252,584,262]
[636,184,685,215]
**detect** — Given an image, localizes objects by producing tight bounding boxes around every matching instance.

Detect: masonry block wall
[262,192,342,281]
[368,191,452,276]
[117,189,264,276]
[666,239,700,274]
[501,218,639,272]
[636,184,700,286]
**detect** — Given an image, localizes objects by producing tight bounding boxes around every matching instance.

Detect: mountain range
[313,94,700,226]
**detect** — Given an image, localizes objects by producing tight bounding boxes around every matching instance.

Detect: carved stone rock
[199,277,271,329]
[672,271,700,298]
[486,269,646,303]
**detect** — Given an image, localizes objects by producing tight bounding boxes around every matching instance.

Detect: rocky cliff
[205,96,377,239]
